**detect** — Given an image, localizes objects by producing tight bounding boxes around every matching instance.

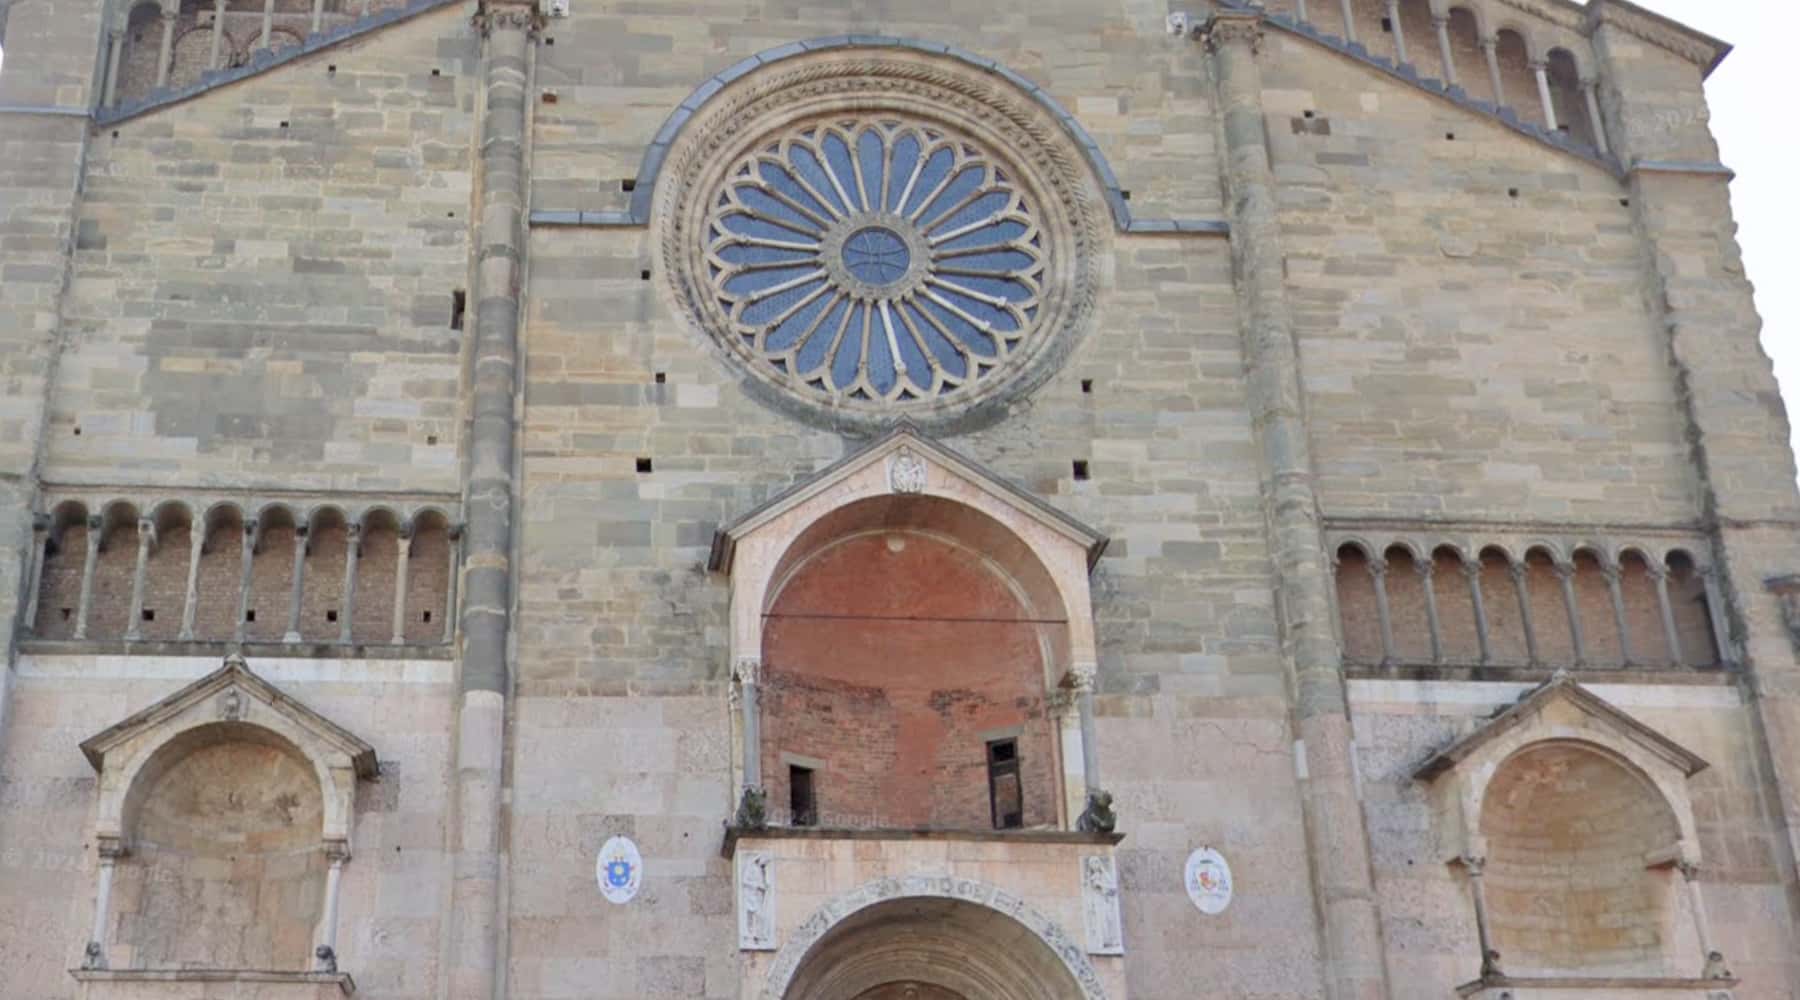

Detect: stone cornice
[1494,0,1585,33]
[1586,0,1732,78]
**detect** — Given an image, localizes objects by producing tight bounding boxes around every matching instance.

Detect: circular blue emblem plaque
[596,835,643,905]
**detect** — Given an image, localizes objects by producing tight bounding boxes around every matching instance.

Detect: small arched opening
[352,508,402,644]
[299,506,350,642]
[404,510,453,645]
[193,504,247,640]
[1332,541,1381,664]
[89,501,144,640]
[34,501,92,639]
[776,894,1093,1000]
[115,1,166,104]
[760,494,1070,831]
[1493,28,1539,123]
[1546,47,1594,146]
[1480,740,1681,976]
[1445,9,1491,104]
[1664,550,1718,668]
[138,501,194,640]
[111,721,327,970]
[246,505,299,642]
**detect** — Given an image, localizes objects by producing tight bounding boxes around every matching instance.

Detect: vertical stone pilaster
[283,523,308,643]
[1433,16,1457,85]
[1480,37,1503,108]
[209,0,226,70]
[235,518,259,642]
[1416,560,1443,664]
[391,522,412,645]
[1530,60,1557,130]
[73,515,101,640]
[447,5,538,999]
[338,522,361,645]
[124,518,154,641]
[179,512,204,640]
[1204,13,1392,1000]
[155,10,176,89]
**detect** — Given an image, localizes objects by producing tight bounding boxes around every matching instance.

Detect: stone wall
[54,8,474,492]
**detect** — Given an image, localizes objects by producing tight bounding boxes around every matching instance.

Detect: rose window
[704,119,1047,404]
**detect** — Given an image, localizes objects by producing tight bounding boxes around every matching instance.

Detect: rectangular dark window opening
[789,765,817,827]
[422,610,433,624]
[246,609,256,622]
[326,610,338,623]
[986,738,1023,830]
[1072,460,1091,481]
[451,290,466,331]
[141,609,155,621]
[636,457,654,474]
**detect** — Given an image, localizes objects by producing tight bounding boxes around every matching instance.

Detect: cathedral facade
[0,0,1797,998]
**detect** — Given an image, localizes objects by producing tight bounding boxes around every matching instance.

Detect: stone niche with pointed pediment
[72,655,374,997]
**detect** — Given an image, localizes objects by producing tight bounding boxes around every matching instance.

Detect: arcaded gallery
[0,0,1798,998]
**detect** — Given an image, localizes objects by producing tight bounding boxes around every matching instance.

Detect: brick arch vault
[762,874,1107,1000]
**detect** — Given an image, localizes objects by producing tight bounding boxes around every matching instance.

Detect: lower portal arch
[765,876,1106,1000]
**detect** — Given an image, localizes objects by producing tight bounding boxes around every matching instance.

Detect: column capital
[1431,13,1450,27]
[1414,558,1435,581]
[473,3,546,37]
[1599,562,1623,584]
[1461,559,1484,582]
[732,656,762,687]
[1677,859,1701,882]
[1528,58,1548,72]
[1551,560,1577,581]
[1479,35,1498,52]
[1203,11,1264,54]
[96,836,128,860]
[244,516,261,537]
[32,512,51,534]
[87,514,104,532]
[1367,557,1390,580]
[1506,560,1529,583]
[323,839,352,865]
[1068,665,1098,693]
[137,517,156,540]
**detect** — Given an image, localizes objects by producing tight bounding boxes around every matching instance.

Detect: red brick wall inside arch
[760,531,1060,831]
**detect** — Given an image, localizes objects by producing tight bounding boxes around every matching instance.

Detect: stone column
[1481,36,1504,107]
[442,524,462,646]
[102,28,125,106]
[235,518,259,642]
[1580,78,1609,154]
[22,514,50,635]
[311,0,325,33]
[155,10,176,88]
[1530,60,1558,130]
[1650,563,1685,666]
[1698,567,1733,666]
[1368,557,1397,667]
[73,515,102,640]
[209,0,227,70]
[1294,0,1309,24]
[734,657,764,798]
[260,0,273,50]
[179,512,204,640]
[1384,0,1406,65]
[1204,14,1392,1000]
[391,522,412,645]
[1508,561,1541,666]
[1337,0,1357,44]
[1416,559,1444,664]
[448,6,537,999]
[1461,854,1501,977]
[1433,15,1457,85]
[1463,558,1493,665]
[1601,562,1635,666]
[124,517,155,641]
[283,524,308,643]
[338,522,361,644]
[85,839,125,970]
[1552,560,1588,665]
[1072,666,1104,809]
[316,841,349,971]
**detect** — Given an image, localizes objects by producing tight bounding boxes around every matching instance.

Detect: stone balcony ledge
[21,638,452,660]
[1456,974,1738,998]
[721,823,1124,859]
[71,968,355,998]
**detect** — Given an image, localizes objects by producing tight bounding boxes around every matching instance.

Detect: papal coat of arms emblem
[596,836,643,905]
[1184,847,1233,915]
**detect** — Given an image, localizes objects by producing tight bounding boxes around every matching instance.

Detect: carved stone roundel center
[705,116,1048,406]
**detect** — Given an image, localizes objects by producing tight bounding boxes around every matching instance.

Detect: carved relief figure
[739,851,775,950]
[1082,855,1122,954]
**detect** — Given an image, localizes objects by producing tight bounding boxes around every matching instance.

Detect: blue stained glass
[739,276,826,326]
[903,148,956,217]
[765,290,836,353]
[937,219,1029,252]
[795,298,847,374]
[941,249,1036,273]
[788,145,848,217]
[930,190,1012,236]
[885,134,921,212]
[843,227,911,286]
[857,130,887,212]
[721,212,817,243]
[706,118,1047,404]
[867,315,897,394]
[901,302,968,378]
[821,131,863,212]
[917,296,997,358]
[715,242,813,266]
[938,273,1033,303]
[759,159,834,221]
[737,187,821,231]
[831,303,867,387]
[917,166,986,228]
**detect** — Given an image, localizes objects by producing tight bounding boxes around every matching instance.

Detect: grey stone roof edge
[1216,1,1619,176]
[93,0,466,128]
[619,34,1218,236]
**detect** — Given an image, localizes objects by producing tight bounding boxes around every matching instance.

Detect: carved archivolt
[658,53,1105,432]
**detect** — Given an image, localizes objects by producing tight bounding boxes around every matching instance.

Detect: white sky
[1640,1,1799,481]
[0,5,1790,474]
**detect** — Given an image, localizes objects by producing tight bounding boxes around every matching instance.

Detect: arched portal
[761,499,1065,830]
[767,882,1105,1000]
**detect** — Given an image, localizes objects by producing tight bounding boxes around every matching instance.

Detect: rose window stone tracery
[704,118,1048,406]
